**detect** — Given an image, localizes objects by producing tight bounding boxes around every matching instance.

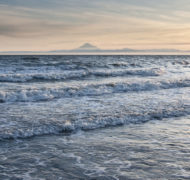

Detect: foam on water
[1,55,190,179]
[0,87,190,140]
[0,76,190,103]
[1,116,190,179]
[0,55,190,139]
[0,67,164,82]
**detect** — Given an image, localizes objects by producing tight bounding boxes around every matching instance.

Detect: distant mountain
[49,43,99,53]
[1,43,190,54]
[72,43,100,52]
[140,49,182,53]
[59,44,188,53]
[78,43,99,50]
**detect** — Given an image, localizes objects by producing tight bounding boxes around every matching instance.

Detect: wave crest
[0,68,164,82]
[0,78,189,103]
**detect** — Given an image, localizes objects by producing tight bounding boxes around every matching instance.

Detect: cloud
[0,0,190,50]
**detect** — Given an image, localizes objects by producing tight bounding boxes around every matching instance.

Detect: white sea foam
[0,68,164,82]
[0,55,190,140]
[0,100,189,140]
[0,77,189,103]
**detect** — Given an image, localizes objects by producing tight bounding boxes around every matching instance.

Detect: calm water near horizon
[0,55,190,179]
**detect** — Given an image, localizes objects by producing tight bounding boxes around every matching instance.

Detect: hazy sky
[0,0,190,51]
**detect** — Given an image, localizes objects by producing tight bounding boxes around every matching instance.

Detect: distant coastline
[1,43,190,55]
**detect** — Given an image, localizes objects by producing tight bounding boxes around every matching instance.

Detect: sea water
[0,55,190,179]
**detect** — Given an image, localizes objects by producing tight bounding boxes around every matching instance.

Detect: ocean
[0,55,190,179]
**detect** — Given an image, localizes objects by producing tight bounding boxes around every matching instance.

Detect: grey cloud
[0,25,19,37]
[0,0,190,50]
[0,21,80,38]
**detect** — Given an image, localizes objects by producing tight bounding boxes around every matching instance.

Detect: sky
[0,0,190,51]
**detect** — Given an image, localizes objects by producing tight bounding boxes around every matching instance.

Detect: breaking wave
[0,78,189,103]
[0,68,164,82]
[1,55,190,141]
[0,103,189,140]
